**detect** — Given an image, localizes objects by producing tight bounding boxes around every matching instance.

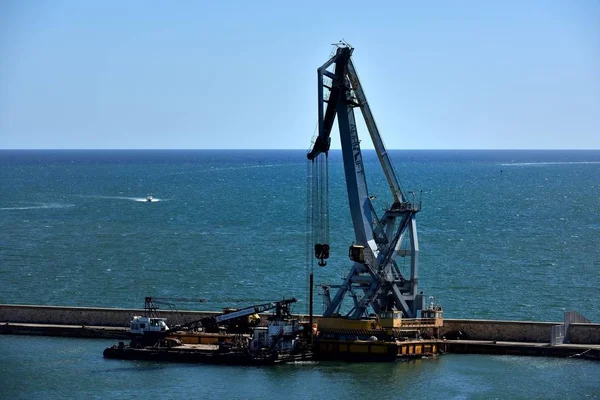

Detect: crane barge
[307,42,443,360]
[103,297,311,365]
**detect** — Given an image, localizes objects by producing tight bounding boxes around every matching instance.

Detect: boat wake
[500,161,600,167]
[0,203,75,211]
[77,195,162,203]
[164,164,278,177]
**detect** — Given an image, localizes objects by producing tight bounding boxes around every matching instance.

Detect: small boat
[146,195,153,202]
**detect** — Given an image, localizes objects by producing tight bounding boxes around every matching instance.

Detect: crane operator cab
[378,310,403,329]
[349,244,365,263]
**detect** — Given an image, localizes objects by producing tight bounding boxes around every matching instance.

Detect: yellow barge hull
[313,339,440,361]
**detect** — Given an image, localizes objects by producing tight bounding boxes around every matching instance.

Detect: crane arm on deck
[166,298,297,334]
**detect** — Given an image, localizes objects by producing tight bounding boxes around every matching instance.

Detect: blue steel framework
[307,44,425,319]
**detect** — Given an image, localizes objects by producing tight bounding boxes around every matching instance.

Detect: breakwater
[441,318,600,345]
[0,304,220,328]
[2,304,600,348]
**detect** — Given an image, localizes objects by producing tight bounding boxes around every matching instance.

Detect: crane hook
[314,243,330,267]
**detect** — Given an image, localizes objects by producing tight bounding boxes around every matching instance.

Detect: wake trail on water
[163,164,278,177]
[500,161,600,166]
[0,203,75,211]
[77,195,163,202]
[73,195,164,204]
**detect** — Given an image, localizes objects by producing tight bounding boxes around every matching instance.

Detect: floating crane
[306,43,443,361]
[307,43,426,320]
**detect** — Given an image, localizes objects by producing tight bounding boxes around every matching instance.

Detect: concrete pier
[439,319,600,345]
[0,303,220,327]
[2,304,600,359]
[3,304,599,344]
[0,322,129,339]
[442,340,600,360]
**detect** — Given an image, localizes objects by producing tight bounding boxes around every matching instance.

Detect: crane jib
[306,44,425,319]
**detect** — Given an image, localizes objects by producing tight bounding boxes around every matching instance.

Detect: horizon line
[2,148,599,151]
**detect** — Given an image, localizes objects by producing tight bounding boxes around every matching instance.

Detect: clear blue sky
[1,0,598,149]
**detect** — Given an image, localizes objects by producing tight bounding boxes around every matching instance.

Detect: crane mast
[307,44,425,319]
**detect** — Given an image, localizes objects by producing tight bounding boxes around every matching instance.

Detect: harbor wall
[439,319,557,343]
[439,319,600,345]
[2,304,599,344]
[0,304,219,327]
[568,324,600,345]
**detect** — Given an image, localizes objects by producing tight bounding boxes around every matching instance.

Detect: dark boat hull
[103,345,310,366]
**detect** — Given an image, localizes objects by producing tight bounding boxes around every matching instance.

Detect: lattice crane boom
[307,43,425,319]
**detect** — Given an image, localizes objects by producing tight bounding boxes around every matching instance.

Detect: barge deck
[103,342,313,365]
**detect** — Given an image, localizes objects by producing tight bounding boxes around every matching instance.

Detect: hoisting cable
[306,156,314,315]
[326,152,330,247]
[314,153,330,267]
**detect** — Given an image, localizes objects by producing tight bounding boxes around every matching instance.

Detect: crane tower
[307,43,426,319]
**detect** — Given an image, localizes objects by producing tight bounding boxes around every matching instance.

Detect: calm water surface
[1,336,599,400]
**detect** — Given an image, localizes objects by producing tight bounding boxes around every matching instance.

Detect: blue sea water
[1,149,598,320]
[1,336,599,400]
[1,149,599,398]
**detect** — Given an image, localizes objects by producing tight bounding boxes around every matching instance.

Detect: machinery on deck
[106,297,309,364]
[307,43,442,360]
[128,297,301,350]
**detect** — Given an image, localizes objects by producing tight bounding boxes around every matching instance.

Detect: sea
[1,149,599,399]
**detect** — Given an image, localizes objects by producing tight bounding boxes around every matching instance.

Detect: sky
[0,0,598,150]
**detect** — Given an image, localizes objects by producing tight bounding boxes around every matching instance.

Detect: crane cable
[306,157,313,314]
[313,153,330,266]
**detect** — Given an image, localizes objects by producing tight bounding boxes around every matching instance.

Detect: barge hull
[313,339,440,361]
[103,345,312,366]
